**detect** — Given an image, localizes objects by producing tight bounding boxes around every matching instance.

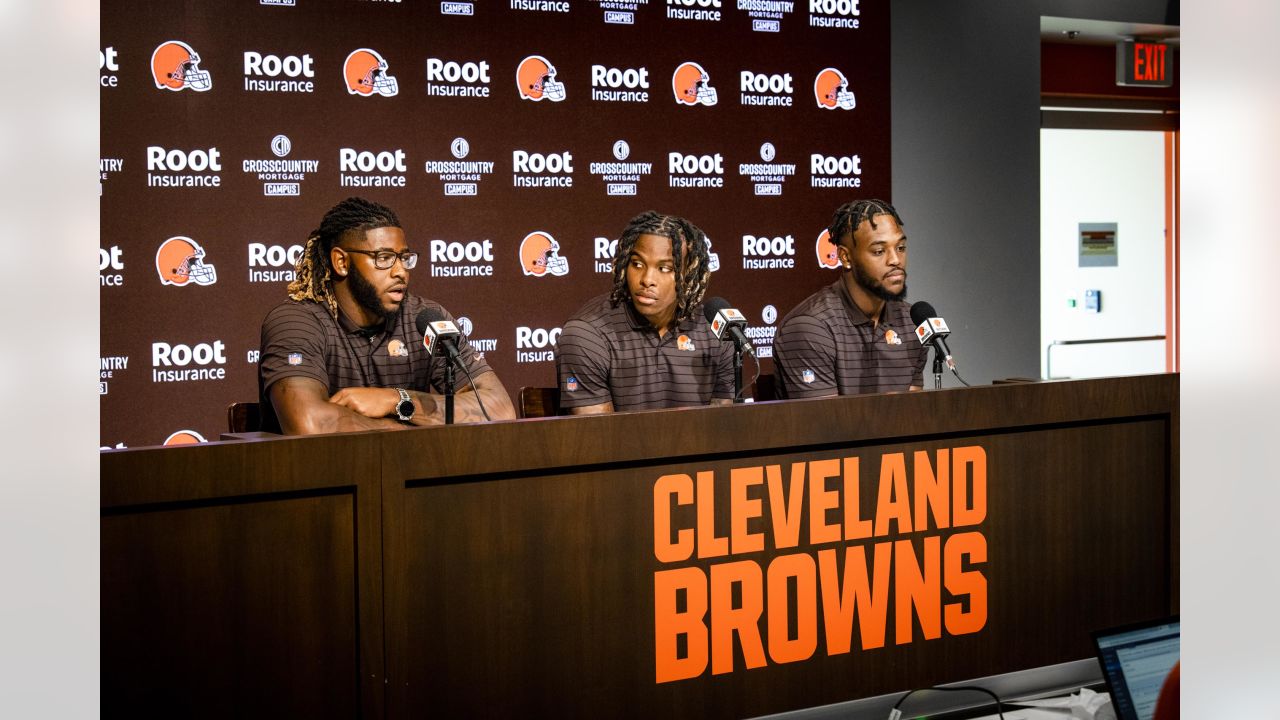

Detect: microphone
[416,308,463,362]
[414,308,490,423]
[910,301,955,370]
[703,297,755,356]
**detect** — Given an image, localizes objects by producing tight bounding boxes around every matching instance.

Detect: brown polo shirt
[555,293,736,411]
[773,280,928,398]
[258,295,492,424]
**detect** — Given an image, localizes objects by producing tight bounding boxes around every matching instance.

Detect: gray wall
[891,0,1175,384]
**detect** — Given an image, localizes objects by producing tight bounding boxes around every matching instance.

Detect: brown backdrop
[100,0,890,448]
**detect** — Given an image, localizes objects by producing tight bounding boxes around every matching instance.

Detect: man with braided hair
[555,211,736,414]
[258,197,515,434]
[774,198,929,398]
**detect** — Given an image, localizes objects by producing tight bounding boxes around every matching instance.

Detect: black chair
[517,387,561,418]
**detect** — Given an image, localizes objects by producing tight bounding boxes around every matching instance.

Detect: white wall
[1040,128,1167,379]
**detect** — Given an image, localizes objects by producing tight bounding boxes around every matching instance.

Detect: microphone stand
[732,338,746,403]
[443,350,457,425]
[932,345,944,390]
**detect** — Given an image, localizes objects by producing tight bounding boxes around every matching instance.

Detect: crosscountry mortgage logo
[747,304,778,357]
[739,142,796,196]
[243,134,319,196]
[151,41,212,91]
[590,139,652,196]
[517,55,566,101]
[455,316,499,356]
[519,232,570,277]
[344,48,399,96]
[816,228,841,268]
[424,137,494,195]
[739,0,794,31]
[814,67,856,109]
[156,236,218,286]
[672,61,717,106]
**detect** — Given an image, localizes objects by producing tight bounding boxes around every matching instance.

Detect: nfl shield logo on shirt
[802,369,815,384]
[287,352,303,366]
[565,376,579,391]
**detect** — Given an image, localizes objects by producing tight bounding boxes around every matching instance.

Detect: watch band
[395,387,414,421]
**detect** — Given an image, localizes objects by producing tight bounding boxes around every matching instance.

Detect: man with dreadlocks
[773,198,929,398]
[555,211,736,414]
[258,197,515,434]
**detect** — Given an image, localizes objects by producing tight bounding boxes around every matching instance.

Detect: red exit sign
[1117,40,1172,87]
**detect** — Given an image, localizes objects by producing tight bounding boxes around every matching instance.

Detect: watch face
[397,398,414,419]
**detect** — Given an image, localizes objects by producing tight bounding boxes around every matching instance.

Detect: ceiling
[1041,16,1180,47]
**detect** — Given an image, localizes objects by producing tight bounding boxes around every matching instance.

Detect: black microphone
[416,308,463,362]
[415,308,490,422]
[909,301,955,370]
[703,297,755,356]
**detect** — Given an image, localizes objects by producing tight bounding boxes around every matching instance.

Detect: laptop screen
[1092,616,1180,720]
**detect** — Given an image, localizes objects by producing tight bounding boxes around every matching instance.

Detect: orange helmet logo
[816,229,841,269]
[516,55,565,101]
[156,236,218,286]
[672,61,717,106]
[519,231,570,277]
[163,430,207,446]
[814,67,855,110]
[151,40,212,92]
[344,48,399,97]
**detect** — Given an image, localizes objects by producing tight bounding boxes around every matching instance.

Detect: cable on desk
[888,684,1005,720]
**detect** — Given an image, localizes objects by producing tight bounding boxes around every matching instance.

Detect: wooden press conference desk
[100,374,1178,719]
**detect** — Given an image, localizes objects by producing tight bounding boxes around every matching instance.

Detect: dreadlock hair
[827,198,904,251]
[288,197,402,317]
[609,211,711,328]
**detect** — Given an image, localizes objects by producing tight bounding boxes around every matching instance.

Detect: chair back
[227,402,262,433]
[517,387,561,419]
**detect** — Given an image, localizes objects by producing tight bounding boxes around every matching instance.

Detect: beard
[347,266,396,322]
[853,261,907,302]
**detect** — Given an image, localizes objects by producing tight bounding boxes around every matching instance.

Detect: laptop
[1092,616,1180,720]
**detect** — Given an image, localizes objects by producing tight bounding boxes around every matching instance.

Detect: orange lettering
[944,531,988,636]
[808,458,842,545]
[842,456,873,540]
[766,463,806,549]
[654,567,708,683]
[730,466,764,554]
[874,452,913,536]
[654,473,695,563]
[953,446,987,527]
[710,561,767,674]
[913,449,950,531]
[894,537,941,644]
[817,543,891,653]
[1134,45,1145,81]
[766,554,818,664]
[697,470,729,559]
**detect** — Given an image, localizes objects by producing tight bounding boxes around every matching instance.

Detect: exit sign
[1117,40,1172,87]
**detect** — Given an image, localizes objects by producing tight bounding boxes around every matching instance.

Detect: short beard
[853,261,907,302]
[347,266,396,323]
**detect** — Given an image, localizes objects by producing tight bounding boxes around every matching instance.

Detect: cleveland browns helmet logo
[156,236,218,286]
[163,430,207,446]
[672,61,718,106]
[344,48,399,97]
[516,55,566,102]
[816,229,841,269]
[519,232,570,277]
[705,236,720,272]
[814,68,856,110]
[151,41,212,92]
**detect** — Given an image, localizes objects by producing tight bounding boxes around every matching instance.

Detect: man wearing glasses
[258,197,515,435]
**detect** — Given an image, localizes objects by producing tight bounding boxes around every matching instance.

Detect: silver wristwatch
[394,388,414,421]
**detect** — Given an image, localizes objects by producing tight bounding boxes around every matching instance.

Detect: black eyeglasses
[340,248,418,270]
